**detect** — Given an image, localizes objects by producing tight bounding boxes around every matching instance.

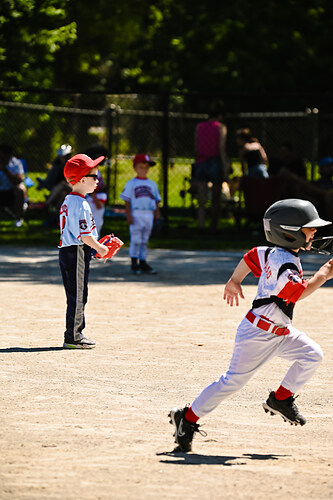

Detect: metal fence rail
[0,93,331,221]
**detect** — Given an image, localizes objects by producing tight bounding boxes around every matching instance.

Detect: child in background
[120,154,161,275]
[59,154,109,349]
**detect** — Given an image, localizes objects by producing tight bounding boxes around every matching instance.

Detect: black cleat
[263,391,306,426]
[139,261,157,274]
[168,407,206,452]
[131,264,142,275]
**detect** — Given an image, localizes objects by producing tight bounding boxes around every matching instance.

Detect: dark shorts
[192,157,225,184]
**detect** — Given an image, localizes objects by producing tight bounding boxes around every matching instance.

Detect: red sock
[275,385,293,400]
[185,407,199,423]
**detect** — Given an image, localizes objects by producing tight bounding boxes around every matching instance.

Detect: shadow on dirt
[1,246,331,287]
[0,346,65,353]
[157,451,289,466]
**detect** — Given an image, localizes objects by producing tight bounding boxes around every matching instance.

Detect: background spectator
[193,100,228,232]
[37,144,72,192]
[0,143,27,227]
[236,128,269,178]
[38,144,73,226]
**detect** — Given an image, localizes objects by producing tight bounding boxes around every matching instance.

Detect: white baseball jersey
[244,246,308,325]
[59,192,98,248]
[190,245,322,419]
[120,177,161,211]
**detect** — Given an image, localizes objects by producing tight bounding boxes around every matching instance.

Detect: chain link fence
[0,92,332,221]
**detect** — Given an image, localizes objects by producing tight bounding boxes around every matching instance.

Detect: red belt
[246,310,290,336]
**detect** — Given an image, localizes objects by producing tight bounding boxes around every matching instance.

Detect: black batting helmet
[263,199,331,249]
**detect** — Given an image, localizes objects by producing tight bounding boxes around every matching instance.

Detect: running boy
[59,154,109,349]
[170,198,333,452]
[120,154,161,275]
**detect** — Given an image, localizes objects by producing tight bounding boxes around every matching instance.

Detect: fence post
[310,107,319,181]
[161,92,169,228]
[105,105,114,205]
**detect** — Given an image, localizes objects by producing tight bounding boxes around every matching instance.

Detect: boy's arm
[154,201,160,219]
[223,258,251,307]
[124,200,133,225]
[299,258,333,300]
[81,235,108,257]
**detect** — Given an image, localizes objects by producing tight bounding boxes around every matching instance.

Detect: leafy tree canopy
[0,0,76,93]
[1,0,333,98]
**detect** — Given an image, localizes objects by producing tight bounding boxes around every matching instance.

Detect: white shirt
[120,177,161,211]
[59,192,98,248]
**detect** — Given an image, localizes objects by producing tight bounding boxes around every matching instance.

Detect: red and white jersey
[244,246,308,325]
[58,192,97,248]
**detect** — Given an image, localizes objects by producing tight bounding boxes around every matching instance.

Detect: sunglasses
[85,174,98,180]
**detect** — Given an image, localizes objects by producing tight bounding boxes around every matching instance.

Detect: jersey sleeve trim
[243,247,262,277]
[120,194,131,201]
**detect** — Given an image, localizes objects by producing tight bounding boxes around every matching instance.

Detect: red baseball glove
[94,234,124,260]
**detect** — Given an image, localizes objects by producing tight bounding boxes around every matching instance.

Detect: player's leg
[138,213,156,274]
[170,319,281,451]
[59,245,95,349]
[190,323,281,417]
[278,327,323,393]
[263,326,323,425]
[129,215,142,274]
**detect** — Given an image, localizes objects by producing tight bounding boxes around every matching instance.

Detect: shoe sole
[262,401,305,426]
[63,342,96,349]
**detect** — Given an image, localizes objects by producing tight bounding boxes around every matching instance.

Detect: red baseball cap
[133,154,156,166]
[64,154,105,185]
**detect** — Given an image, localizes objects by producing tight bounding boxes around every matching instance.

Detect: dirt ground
[0,246,332,500]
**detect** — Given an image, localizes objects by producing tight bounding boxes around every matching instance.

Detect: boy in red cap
[59,154,109,348]
[120,154,161,274]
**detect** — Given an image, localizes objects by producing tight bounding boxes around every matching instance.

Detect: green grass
[0,204,265,251]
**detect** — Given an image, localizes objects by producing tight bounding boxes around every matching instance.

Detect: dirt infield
[0,246,332,499]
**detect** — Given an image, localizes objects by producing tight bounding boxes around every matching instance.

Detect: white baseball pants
[129,210,154,261]
[191,314,323,418]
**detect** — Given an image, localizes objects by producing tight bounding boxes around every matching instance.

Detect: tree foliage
[0,0,76,92]
[1,0,333,98]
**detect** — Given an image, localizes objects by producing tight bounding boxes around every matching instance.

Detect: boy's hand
[223,278,245,307]
[98,244,109,258]
[93,234,124,260]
